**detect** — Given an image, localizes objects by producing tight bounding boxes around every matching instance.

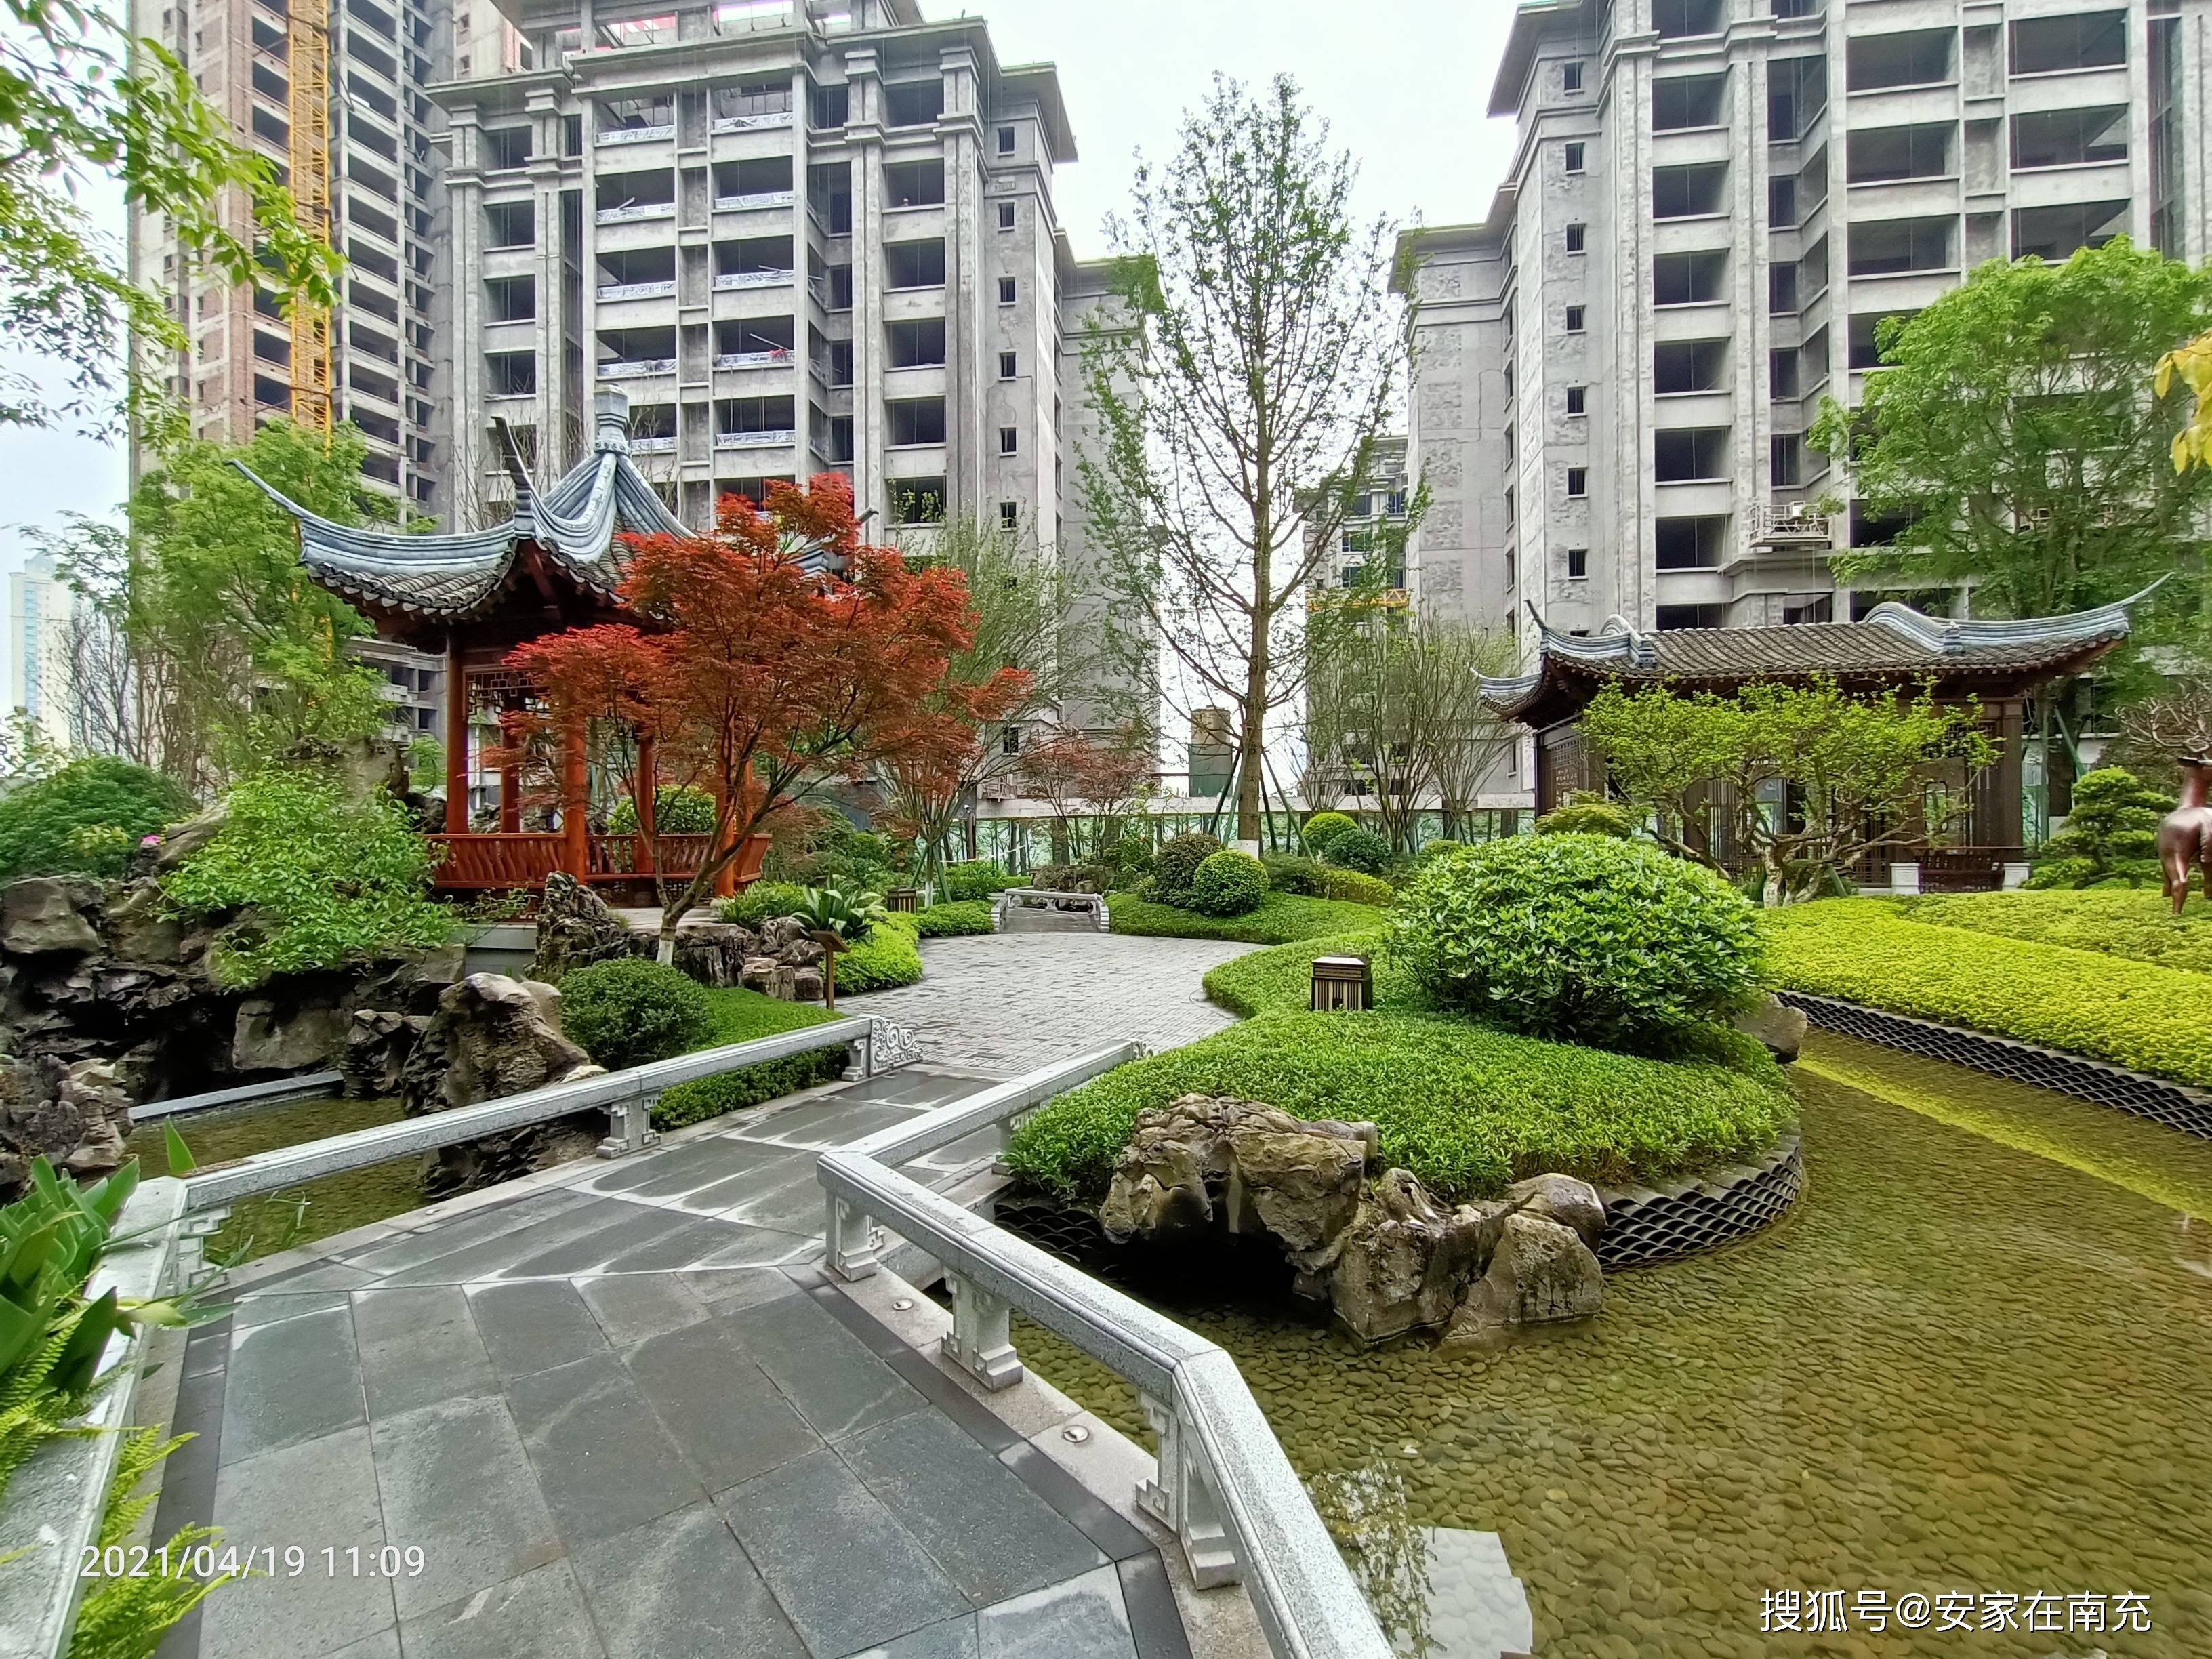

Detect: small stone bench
[994,888,1111,934]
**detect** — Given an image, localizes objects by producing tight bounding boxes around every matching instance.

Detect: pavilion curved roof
[1481,583,2164,728]
[238,392,693,622]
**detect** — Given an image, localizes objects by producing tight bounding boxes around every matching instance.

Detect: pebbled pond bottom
[1013,1029,2212,1657]
[126,1094,419,1263]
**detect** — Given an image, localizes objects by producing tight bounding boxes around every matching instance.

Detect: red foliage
[504,476,987,916]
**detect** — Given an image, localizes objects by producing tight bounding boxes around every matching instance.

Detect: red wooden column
[561,716,590,878]
[442,642,468,833]
[634,731,657,874]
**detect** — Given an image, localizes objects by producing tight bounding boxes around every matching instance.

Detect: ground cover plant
[0,756,193,882]
[916,899,994,937]
[1764,899,2212,1086]
[1899,888,2212,975]
[831,912,924,994]
[1006,929,1793,1202]
[1106,891,1385,945]
[654,987,843,1128]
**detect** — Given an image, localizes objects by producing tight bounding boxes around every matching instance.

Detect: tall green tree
[123,419,392,788]
[1809,239,2212,626]
[1080,74,1405,841]
[1,0,338,430]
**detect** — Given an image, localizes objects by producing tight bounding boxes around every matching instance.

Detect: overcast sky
[0,0,1519,573]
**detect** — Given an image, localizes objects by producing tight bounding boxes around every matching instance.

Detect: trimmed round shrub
[1319,867,1395,907]
[1534,796,1637,839]
[943,860,1017,901]
[0,756,194,882]
[560,958,712,1071]
[1388,834,1765,1050]
[1189,848,1269,917]
[1261,851,1323,895]
[716,880,813,926]
[607,785,717,836]
[1151,832,1221,907]
[1322,827,1392,875]
[1300,811,1359,855]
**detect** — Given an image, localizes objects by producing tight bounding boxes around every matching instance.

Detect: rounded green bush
[559,958,712,1071]
[1261,851,1323,895]
[1534,798,1637,839]
[1319,866,1395,907]
[1323,827,1392,875]
[1388,834,1765,1050]
[1190,848,1269,917]
[0,756,194,882]
[1151,832,1221,907]
[1416,838,1467,864]
[607,785,718,836]
[1300,811,1359,855]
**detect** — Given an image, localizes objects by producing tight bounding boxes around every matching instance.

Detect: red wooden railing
[430,832,770,892]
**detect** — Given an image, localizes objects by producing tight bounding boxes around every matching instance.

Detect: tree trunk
[1237,661,1269,844]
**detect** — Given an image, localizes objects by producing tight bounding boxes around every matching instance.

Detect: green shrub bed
[834,914,923,994]
[1764,899,2212,1087]
[561,958,711,1071]
[1107,892,1385,945]
[655,987,843,1129]
[1006,931,1795,1204]
[916,899,994,937]
[1896,888,2212,976]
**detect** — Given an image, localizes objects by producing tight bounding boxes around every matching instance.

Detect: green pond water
[1014,1029,2212,1658]
[126,1094,419,1263]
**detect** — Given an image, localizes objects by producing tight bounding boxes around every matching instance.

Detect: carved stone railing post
[173,1208,231,1294]
[1135,1391,1240,1589]
[596,1090,661,1159]
[825,1194,880,1281]
[939,1271,1021,1390]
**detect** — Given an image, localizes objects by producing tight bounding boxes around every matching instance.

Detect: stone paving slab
[155,1064,1199,1659]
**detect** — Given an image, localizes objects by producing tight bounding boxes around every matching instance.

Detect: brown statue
[2160,759,2212,916]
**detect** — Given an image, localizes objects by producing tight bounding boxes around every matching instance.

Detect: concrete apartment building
[129,0,450,511]
[1399,0,2212,648]
[428,0,1097,574]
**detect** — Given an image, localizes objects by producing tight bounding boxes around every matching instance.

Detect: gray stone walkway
[848,934,1257,1076]
[152,1068,1193,1659]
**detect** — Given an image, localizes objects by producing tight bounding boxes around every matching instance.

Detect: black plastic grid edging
[1778,991,2212,1142]
[1594,1132,1803,1270]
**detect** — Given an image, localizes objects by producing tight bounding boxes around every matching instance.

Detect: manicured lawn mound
[1107,892,1385,946]
[657,987,842,1129]
[1003,1008,1796,1204]
[836,914,923,994]
[1764,900,2212,1087]
[915,900,993,937]
[1201,930,1419,1017]
[1898,888,2212,975]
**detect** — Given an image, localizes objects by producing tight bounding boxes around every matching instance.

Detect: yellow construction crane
[287,0,333,436]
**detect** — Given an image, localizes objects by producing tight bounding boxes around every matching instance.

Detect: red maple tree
[506,476,987,954]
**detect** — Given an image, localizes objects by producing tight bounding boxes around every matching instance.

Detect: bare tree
[1080,74,1406,841]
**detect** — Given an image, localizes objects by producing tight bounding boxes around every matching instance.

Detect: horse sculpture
[2159,758,2212,916]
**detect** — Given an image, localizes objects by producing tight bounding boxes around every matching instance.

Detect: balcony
[596,201,676,226]
[714,427,796,449]
[596,279,677,302]
[714,348,794,370]
[714,268,794,291]
[598,123,674,146]
[630,434,678,453]
[1747,504,1834,548]
[714,189,796,213]
[596,357,676,380]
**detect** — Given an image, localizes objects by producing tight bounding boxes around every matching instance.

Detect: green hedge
[834,914,923,994]
[655,988,843,1129]
[560,958,710,1071]
[1317,867,1395,906]
[1764,899,2212,1086]
[1898,888,2212,976]
[1004,1006,1793,1204]
[916,899,993,937]
[1107,892,1385,945]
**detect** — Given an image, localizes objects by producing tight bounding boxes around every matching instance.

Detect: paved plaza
[848,933,1258,1076]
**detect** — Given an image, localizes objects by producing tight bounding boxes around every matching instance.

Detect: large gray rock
[1315,1171,1511,1344]
[232,998,353,1073]
[531,872,649,983]
[1502,1172,1606,1246]
[1,878,103,956]
[0,1052,134,1191]
[1099,1094,1373,1252]
[338,1008,430,1097]
[1443,1211,1605,1346]
[1733,993,1807,1064]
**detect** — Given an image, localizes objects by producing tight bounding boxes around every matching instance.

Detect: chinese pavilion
[244,391,796,895]
[1481,590,2159,891]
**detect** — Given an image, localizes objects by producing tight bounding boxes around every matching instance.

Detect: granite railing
[0,1179,186,1659]
[817,1045,1391,1659]
[172,1016,911,1285]
[993,888,1112,933]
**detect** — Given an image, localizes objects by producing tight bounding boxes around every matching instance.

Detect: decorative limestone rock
[338,1008,430,1097]
[531,872,649,983]
[1,878,104,957]
[102,880,187,967]
[1444,1211,1606,1347]
[52,1061,133,1176]
[399,973,600,1118]
[760,917,808,952]
[232,997,354,1073]
[789,965,824,1002]
[671,923,761,987]
[1502,1172,1607,1246]
[1099,1094,1374,1252]
[1319,1170,1511,1344]
[0,1051,134,1195]
[1732,992,1807,1064]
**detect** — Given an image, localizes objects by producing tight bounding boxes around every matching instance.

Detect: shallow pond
[1015,1030,2212,1657]
[125,1094,421,1263]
